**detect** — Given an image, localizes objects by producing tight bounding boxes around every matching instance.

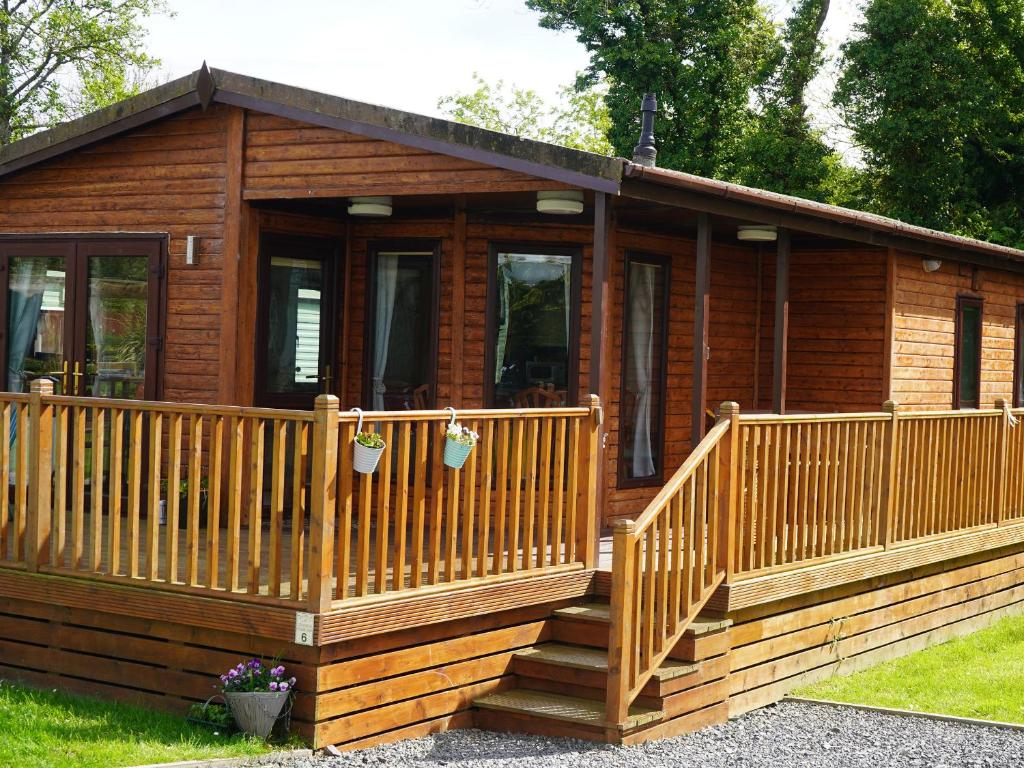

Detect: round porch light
[922,258,942,273]
[737,224,778,242]
[348,196,393,217]
[536,190,584,215]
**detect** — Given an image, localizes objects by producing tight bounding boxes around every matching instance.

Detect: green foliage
[796,613,1024,723]
[186,702,234,729]
[0,680,271,768]
[0,0,169,144]
[835,0,1024,247]
[437,72,613,154]
[355,431,386,449]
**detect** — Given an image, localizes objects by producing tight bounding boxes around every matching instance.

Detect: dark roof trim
[624,164,1024,267]
[211,70,622,194]
[0,66,623,194]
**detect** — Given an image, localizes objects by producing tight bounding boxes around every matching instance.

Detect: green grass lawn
[0,680,278,768]
[795,613,1024,724]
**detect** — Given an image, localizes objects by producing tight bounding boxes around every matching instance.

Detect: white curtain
[7,260,46,392]
[88,289,105,395]
[495,261,511,385]
[629,263,656,477]
[372,254,399,410]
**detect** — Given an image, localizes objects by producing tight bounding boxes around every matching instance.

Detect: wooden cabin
[0,66,1023,749]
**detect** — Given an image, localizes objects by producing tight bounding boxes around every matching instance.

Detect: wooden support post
[26,379,54,572]
[880,400,900,547]
[451,196,467,407]
[308,394,339,614]
[590,192,611,527]
[605,518,636,732]
[995,398,1010,525]
[692,213,711,447]
[219,105,246,405]
[577,395,602,569]
[772,228,791,414]
[717,401,740,583]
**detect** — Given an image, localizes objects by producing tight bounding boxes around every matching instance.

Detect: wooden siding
[0,105,231,404]
[242,113,568,199]
[892,250,1024,408]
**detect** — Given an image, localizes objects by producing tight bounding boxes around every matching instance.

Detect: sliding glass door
[0,237,162,399]
[365,242,439,410]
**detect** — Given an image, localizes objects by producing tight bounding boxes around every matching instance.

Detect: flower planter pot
[353,441,386,474]
[224,690,289,739]
[443,438,473,469]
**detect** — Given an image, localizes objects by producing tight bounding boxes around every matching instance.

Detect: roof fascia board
[621,176,1024,274]
[210,72,622,195]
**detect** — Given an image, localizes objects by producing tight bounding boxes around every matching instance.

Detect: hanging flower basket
[442,407,478,470]
[351,408,386,474]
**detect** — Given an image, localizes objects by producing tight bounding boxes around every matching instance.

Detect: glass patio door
[0,237,163,399]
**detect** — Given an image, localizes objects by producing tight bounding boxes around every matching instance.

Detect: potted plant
[219,658,295,739]
[443,409,479,470]
[351,408,386,473]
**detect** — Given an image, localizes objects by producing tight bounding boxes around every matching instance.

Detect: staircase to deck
[474,600,733,744]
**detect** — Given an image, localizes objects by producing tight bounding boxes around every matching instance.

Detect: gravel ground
[254,700,1024,768]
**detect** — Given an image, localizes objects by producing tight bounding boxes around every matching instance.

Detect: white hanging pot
[442,407,474,470]
[351,408,386,474]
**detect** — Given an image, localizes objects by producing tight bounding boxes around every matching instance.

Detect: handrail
[604,403,738,731]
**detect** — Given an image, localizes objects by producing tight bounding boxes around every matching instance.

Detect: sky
[144,0,864,124]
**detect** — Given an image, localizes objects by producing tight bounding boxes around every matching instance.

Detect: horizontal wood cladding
[242,113,566,199]
[0,105,231,404]
[726,546,1024,717]
[891,251,1024,408]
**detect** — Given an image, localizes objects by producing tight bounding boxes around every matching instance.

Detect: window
[618,254,669,486]
[486,245,581,408]
[365,242,439,410]
[1015,303,1024,408]
[954,295,983,409]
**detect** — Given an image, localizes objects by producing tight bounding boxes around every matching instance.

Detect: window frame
[1015,302,1024,408]
[484,242,583,409]
[617,251,671,489]
[953,294,984,410]
[362,239,442,411]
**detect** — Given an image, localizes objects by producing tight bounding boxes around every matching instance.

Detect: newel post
[718,402,740,583]
[880,401,900,548]
[308,394,339,614]
[994,398,1010,526]
[605,518,636,733]
[26,378,54,572]
[577,394,602,569]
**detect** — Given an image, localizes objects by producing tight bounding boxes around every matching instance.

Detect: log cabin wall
[0,105,233,404]
[891,250,1024,409]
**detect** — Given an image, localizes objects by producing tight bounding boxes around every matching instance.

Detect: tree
[835,0,1024,246]
[437,73,613,155]
[0,0,167,145]
[525,0,779,179]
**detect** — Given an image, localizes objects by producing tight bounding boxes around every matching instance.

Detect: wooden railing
[1,380,601,614]
[330,397,601,603]
[605,399,1023,729]
[604,403,737,729]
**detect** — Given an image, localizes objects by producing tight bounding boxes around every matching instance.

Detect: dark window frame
[953,294,984,409]
[0,233,166,401]
[253,232,339,410]
[483,242,583,409]
[362,239,441,411]
[1015,302,1024,408]
[617,251,671,489]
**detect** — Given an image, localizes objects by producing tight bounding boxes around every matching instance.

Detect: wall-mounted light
[348,196,393,217]
[922,258,942,273]
[737,224,778,242]
[186,235,197,266]
[536,190,584,215]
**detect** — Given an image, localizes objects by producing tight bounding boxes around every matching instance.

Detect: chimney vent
[632,93,658,167]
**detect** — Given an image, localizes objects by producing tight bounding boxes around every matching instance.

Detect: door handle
[321,364,333,394]
[72,361,83,396]
[61,361,69,394]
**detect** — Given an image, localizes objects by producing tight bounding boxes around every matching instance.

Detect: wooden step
[516,643,697,682]
[555,604,732,636]
[474,689,662,735]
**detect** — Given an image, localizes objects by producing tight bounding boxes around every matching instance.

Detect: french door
[254,233,339,410]
[0,236,163,399]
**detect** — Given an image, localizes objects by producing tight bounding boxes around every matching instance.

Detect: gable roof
[1,63,1023,267]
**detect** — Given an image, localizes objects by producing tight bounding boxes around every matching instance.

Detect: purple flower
[271,665,285,677]
[289,677,296,686]
[279,682,289,692]
[269,681,279,691]
[227,669,238,679]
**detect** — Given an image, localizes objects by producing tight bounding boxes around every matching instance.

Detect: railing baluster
[268,419,287,597]
[108,408,123,575]
[393,421,411,590]
[166,412,183,584]
[477,421,494,577]
[375,422,394,593]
